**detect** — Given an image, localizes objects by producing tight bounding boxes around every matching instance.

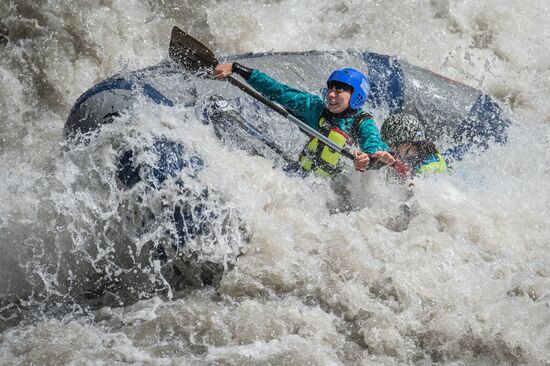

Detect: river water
[1,1,549,365]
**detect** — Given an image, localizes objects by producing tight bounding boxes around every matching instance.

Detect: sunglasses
[326,81,352,93]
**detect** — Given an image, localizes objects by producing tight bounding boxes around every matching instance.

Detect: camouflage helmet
[380,113,426,146]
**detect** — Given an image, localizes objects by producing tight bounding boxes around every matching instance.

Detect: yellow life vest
[416,153,448,175]
[298,112,370,177]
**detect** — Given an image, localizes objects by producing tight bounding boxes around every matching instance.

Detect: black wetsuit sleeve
[232,62,254,80]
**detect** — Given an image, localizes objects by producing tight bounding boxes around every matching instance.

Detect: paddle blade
[169,26,219,71]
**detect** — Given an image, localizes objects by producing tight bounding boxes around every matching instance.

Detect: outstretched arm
[214,63,325,128]
[214,63,253,80]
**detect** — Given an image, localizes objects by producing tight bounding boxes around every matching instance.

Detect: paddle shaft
[226,76,355,161]
[229,110,295,163]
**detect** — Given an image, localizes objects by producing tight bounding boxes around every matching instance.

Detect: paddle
[206,96,295,164]
[168,26,356,161]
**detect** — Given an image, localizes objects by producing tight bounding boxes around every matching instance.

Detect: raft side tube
[64,77,174,140]
[64,62,199,140]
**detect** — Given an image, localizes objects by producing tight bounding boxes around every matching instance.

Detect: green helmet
[381,114,426,146]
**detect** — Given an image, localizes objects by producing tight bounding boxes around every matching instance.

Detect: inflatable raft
[66,49,510,159]
[64,48,511,291]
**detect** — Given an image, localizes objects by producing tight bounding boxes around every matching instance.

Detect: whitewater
[1,0,549,365]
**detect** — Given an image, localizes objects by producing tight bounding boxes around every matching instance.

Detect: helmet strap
[326,107,357,119]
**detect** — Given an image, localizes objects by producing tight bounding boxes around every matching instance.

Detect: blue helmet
[327,68,370,110]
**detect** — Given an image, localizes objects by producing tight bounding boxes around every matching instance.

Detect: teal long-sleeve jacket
[246,70,390,154]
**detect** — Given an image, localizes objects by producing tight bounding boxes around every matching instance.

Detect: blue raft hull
[65,50,510,159]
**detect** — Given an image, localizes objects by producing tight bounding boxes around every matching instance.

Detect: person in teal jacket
[214,63,394,177]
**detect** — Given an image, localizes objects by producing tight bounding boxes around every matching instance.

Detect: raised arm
[215,63,325,128]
